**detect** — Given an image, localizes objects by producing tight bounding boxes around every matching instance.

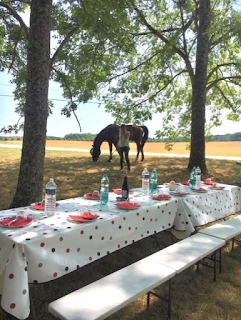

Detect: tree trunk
[188,0,210,174]
[10,0,52,208]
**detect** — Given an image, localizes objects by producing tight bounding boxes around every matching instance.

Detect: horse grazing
[90,124,149,162]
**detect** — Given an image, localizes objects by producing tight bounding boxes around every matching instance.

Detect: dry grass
[1,139,241,156]
[1,147,241,320]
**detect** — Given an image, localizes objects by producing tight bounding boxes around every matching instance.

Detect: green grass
[1,148,241,320]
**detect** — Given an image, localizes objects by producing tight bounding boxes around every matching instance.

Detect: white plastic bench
[198,216,241,251]
[147,233,225,282]
[48,258,176,320]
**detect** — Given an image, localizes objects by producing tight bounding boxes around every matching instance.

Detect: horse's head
[91,145,101,161]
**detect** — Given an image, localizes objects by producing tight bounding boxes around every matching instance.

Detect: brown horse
[90,124,149,162]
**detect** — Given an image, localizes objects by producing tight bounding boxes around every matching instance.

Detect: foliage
[0,0,241,141]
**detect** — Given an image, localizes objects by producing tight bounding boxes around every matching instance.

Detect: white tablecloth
[0,184,240,319]
[0,190,178,319]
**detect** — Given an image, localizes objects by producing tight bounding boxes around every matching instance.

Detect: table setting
[0,181,240,320]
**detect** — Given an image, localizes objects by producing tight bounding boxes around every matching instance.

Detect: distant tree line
[1,132,241,142]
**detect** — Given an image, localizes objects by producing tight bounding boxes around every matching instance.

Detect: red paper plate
[209,186,225,190]
[84,193,100,200]
[173,192,189,197]
[150,194,171,200]
[68,215,98,223]
[30,201,59,211]
[115,202,140,210]
[204,179,214,185]
[112,189,134,195]
[80,212,99,220]
[0,216,33,228]
[193,188,208,193]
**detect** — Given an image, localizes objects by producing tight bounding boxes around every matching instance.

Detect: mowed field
[1,140,241,156]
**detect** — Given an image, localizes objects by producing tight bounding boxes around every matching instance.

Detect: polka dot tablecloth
[173,184,241,232]
[0,185,240,319]
[0,190,178,319]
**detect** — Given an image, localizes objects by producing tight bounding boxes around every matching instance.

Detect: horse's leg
[141,144,144,161]
[107,142,112,162]
[134,143,141,163]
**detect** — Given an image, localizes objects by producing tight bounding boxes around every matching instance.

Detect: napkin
[115,202,140,210]
[68,212,99,222]
[85,193,100,200]
[30,200,59,210]
[151,194,171,200]
[0,216,33,227]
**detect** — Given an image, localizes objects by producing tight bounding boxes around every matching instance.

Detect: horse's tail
[141,126,149,147]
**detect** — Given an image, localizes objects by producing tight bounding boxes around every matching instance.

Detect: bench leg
[232,238,235,250]
[213,250,217,282]
[168,279,172,320]
[219,248,222,273]
[146,279,172,319]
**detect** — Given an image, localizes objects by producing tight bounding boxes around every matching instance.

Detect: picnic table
[0,184,240,319]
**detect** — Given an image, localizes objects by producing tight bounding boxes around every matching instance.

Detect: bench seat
[147,233,225,274]
[198,217,241,241]
[48,258,176,320]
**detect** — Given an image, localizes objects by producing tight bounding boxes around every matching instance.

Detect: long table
[0,184,240,319]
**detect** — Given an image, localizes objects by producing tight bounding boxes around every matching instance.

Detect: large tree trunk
[10,0,52,208]
[188,0,210,174]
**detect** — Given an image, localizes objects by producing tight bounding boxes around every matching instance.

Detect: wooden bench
[48,258,176,320]
[48,233,225,320]
[198,216,241,251]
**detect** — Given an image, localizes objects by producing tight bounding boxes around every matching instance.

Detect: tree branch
[50,26,80,68]
[207,75,241,90]
[131,3,195,83]
[132,70,187,109]
[107,51,160,82]
[0,1,29,39]
[207,62,238,81]
[214,85,237,112]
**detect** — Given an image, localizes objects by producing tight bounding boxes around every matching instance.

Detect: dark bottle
[122,176,129,200]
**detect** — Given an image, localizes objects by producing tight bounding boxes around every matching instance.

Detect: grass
[1,147,241,320]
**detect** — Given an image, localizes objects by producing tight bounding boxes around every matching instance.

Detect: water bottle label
[46,188,56,195]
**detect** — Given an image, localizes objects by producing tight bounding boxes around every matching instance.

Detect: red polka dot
[111,221,115,224]
[10,303,15,309]
[66,248,70,253]
[117,244,121,248]
[157,206,160,209]
[8,234,12,237]
[150,218,152,222]
[80,230,84,235]
[101,236,104,240]
[141,234,144,237]
[178,213,181,216]
[43,232,47,235]
[169,212,171,215]
[136,213,139,216]
[40,242,45,247]
[89,257,92,261]
[50,224,55,226]
[162,226,165,229]
[9,274,14,279]
[53,272,58,278]
[128,227,131,230]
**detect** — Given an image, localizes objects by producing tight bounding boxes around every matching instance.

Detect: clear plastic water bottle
[44,178,57,217]
[142,168,150,195]
[189,167,197,189]
[196,166,201,188]
[100,173,109,205]
[150,168,158,194]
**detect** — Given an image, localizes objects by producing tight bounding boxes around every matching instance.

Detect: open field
[1,140,241,156]
[1,148,241,320]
